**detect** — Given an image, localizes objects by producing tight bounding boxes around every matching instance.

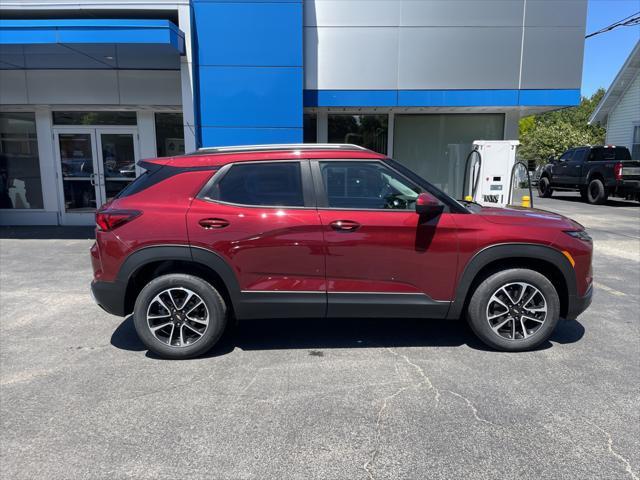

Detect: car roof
[142,144,386,168]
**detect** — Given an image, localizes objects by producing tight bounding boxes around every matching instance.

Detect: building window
[393,114,504,199]
[52,111,137,126]
[328,114,388,154]
[155,113,185,157]
[0,112,43,209]
[633,126,640,159]
[304,113,317,143]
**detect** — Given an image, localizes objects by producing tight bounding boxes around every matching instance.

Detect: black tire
[467,269,560,352]
[586,178,608,205]
[133,274,227,359]
[538,177,553,198]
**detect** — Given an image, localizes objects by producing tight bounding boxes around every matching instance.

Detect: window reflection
[328,114,388,154]
[0,113,43,209]
[155,113,185,157]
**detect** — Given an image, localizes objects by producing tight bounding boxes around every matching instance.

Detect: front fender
[446,243,576,319]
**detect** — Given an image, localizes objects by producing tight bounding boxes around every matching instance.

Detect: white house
[589,41,640,158]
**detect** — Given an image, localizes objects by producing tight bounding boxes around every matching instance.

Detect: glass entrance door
[97,130,140,204]
[54,128,139,225]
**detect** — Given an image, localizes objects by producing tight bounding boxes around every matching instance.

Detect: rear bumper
[612,179,640,195]
[91,280,127,317]
[566,283,593,320]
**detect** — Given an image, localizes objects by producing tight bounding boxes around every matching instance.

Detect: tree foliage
[518,89,607,165]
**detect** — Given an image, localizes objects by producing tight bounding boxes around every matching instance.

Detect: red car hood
[478,205,584,230]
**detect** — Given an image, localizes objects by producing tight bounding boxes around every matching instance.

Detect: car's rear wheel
[133,274,227,359]
[538,177,553,198]
[586,178,608,205]
[467,269,560,352]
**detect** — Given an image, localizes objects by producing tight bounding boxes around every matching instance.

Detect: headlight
[564,230,592,243]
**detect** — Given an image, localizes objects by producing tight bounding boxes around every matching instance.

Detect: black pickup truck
[538,146,640,204]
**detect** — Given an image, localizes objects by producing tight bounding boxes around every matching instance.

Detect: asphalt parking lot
[1,192,638,480]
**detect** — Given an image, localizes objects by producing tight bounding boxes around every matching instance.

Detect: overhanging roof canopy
[0,19,185,70]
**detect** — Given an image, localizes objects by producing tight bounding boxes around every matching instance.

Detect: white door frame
[53,126,140,225]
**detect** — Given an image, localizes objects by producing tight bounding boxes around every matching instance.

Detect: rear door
[311,159,459,319]
[186,160,326,318]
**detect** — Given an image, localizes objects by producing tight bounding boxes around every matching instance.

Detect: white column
[317,109,328,143]
[504,110,520,140]
[178,4,197,152]
[137,111,157,160]
[387,112,395,157]
[35,108,60,217]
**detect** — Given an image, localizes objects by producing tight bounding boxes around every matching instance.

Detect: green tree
[518,89,606,165]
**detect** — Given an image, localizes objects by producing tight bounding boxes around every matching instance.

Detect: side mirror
[415,192,443,215]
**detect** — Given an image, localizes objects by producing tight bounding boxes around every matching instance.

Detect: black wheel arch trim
[446,243,577,320]
[114,244,242,316]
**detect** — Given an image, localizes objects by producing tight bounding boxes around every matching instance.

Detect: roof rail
[190,143,369,155]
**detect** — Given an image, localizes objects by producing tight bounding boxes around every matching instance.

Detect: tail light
[614,162,623,180]
[96,209,141,231]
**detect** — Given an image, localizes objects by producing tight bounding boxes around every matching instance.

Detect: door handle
[89,173,96,186]
[329,220,360,232]
[199,218,229,229]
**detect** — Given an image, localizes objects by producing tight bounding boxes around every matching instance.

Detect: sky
[581,0,640,97]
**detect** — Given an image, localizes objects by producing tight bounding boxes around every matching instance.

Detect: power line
[585,11,640,38]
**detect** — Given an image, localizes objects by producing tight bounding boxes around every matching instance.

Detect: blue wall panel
[303,89,581,108]
[398,90,520,107]
[198,66,302,127]
[192,3,301,67]
[191,0,303,147]
[201,127,302,147]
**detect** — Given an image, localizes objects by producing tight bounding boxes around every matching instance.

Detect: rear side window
[588,147,631,161]
[116,164,209,199]
[207,162,304,207]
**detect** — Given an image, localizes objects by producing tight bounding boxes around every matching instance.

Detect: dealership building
[0,0,587,225]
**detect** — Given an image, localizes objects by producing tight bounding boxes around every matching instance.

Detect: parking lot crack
[363,347,440,480]
[585,419,639,480]
[442,390,495,427]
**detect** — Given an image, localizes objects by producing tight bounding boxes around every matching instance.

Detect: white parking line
[593,281,627,297]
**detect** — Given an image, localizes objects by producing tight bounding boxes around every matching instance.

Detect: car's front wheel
[467,269,560,352]
[133,274,227,359]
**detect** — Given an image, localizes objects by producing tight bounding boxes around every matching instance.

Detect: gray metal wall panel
[304,1,401,27]
[401,0,524,27]
[525,0,588,27]
[303,0,587,93]
[398,27,522,89]
[521,27,585,88]
[305,27,399,89]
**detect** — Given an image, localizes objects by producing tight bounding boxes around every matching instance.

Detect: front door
[311,159,459,318]
[54,128,139,225]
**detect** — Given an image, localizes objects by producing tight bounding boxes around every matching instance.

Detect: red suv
[91,144,593,359]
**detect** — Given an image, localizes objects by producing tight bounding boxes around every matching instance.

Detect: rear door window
[206,162,304,207]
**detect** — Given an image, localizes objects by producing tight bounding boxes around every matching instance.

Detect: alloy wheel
[485,282,547,341]
[146,287,209,347]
